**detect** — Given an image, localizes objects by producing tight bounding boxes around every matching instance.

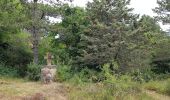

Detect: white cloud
[130,0,158,17]
[72,0,93,7]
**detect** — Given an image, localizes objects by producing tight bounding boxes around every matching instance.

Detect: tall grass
[61,64,153,100]
[143,78,170,96]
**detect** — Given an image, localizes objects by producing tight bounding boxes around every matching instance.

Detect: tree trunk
[32,0,39,64]
[32,26,39,64]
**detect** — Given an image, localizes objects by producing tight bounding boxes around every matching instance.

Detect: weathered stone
[41,66,56,84]
[41,52,57,84]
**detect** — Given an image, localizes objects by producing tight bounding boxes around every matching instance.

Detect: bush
[0,32,33,77]
[26,63,42,81]
[55,64,73,82]
[102,64,141,93]
[130,69,156,83]
[0,63,18,77]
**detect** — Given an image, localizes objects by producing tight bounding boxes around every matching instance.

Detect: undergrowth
[143,78,170,96]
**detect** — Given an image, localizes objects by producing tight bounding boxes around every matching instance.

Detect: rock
[41,65,57,84]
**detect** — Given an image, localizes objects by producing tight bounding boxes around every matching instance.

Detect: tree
[152,0,170,73]
[50,5,90,63]
[73,0,137,69]
[0,0,33,76]
[20,0,72,64]
[74,0,160,72]
[0,0,24,44]
[153,0,170,25]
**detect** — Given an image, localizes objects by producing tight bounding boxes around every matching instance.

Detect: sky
[70,0,170,31]
[71,0,157,16]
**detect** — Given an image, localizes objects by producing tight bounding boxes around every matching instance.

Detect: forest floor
[0,77,170,100]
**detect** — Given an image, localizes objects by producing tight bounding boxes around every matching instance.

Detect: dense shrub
[0,63,18,77]
[68,64,143,100]
[55,64,73,82]
[130,69,156,83]
[26,63,42,81]
[0,32,32,77]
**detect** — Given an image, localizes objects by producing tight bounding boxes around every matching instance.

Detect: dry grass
[0,77,68,100]
[2,76,169,100]
[145,90,170,100]
[143,78,170,96]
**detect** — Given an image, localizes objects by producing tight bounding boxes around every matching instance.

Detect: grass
[0,76,40,96]
[66,82,153,100]
[0,76,68,100]
[1,75,170,100]
[0,76,153,100]
[143,78,170,96]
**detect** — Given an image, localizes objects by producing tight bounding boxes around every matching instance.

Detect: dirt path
[145,90,170,100]
[0,80,68,100]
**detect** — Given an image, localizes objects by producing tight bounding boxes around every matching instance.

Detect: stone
[41,67,52,84]
[41,52,57,84]
[41,65,57,84]
[44,52,54,66]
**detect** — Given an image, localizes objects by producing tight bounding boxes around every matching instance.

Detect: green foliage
[102,64,140,91]
[56,63,101,83]
[130,69,156,83]
[152,37,170,74]
[26,63,42,81]
[73,0,157,72]
[51,6,89,64]
[144,78,170,96]
[0,0,32,71]
[130,69,170,83]
[153,0,170,25]
[38,36,53,64]
[0,32,32,77]
[0,63,18,77]
[68,64,145,100]
[56,64,73,82]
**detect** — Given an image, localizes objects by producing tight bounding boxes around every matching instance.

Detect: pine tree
[153,0,170,25]
[75,0,139,69]
[74,0,159,71]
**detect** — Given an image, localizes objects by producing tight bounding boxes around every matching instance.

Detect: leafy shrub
[155,73,170,80]
[55,64,73,82]
[56,63,102,83]
[0,63,18,77]
[102,64,141,93]
[130,69,156,83]
[26,63,42,81]
[0,32,33,77]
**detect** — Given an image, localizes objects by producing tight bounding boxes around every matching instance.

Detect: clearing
[1,77,170,100]
[0,77,68,100]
